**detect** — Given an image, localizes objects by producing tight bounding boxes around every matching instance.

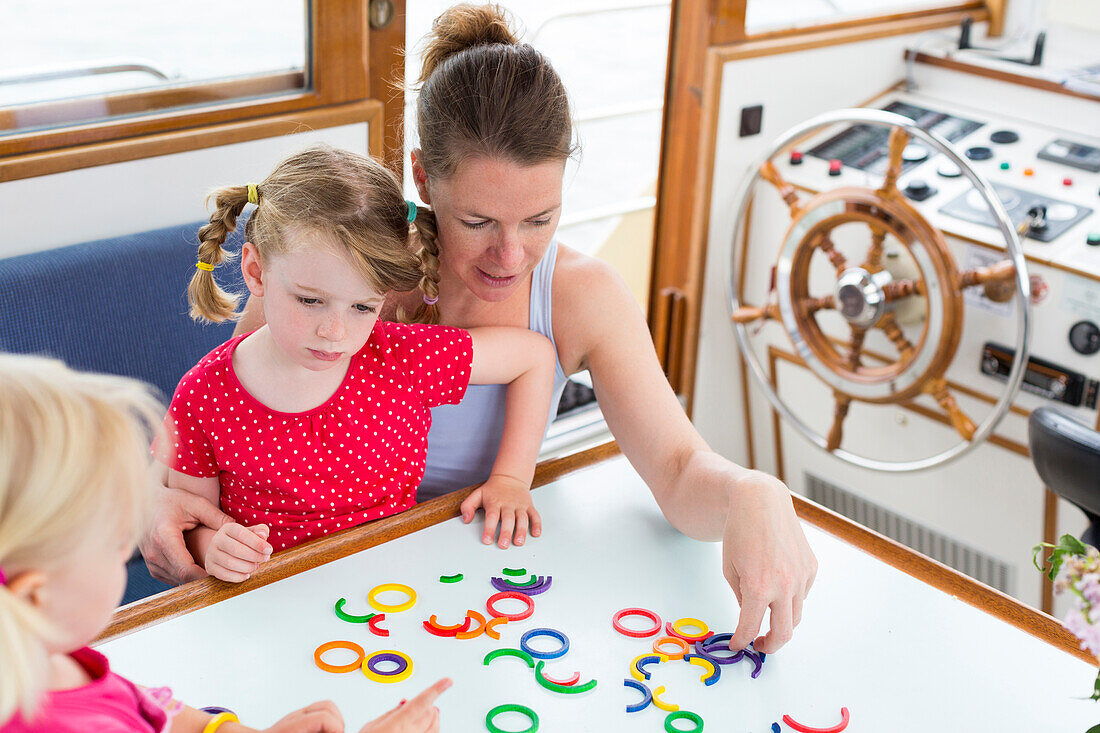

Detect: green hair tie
[405,199,418,223]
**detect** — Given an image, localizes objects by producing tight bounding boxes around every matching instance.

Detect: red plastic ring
[423,614,472,637]
[368,613,389,637]
[782,707,851,733]
[486,591,535,621]
[613,608,662,638]
[539,668,580,686]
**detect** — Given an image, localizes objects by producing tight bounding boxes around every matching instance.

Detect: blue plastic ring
[520,627,570,660]
[623,678,652,713]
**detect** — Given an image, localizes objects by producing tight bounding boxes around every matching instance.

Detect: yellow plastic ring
[368,583,417,613]
[672,617,710,639]
[203,711,240,733]
[361,650,413,683]
[630,652,668,682]
[686,654,716,682]
[651,685,680,712]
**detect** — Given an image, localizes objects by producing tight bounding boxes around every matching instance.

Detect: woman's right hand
[139,483,234,584]
[357,678,452,733]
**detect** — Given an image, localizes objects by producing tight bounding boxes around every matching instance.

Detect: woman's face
[415,155,565,304]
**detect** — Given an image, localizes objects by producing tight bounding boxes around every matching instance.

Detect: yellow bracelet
[203,711,239,733]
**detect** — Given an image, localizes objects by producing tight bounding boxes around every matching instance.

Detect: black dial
[1069,320,1100,355]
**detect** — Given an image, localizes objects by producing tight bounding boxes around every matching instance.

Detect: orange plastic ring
[314,640,365,673]
[428,614,472,632]
[652,636,690,660]
[484,616,509,640]
[457,610,487,639]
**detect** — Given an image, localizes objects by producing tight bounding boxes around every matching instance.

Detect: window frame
[0,0,407,178]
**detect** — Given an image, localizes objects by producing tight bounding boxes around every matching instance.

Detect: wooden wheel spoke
[862,228,887,272]
[877,312,915,360]
[731,303,781,324]
[882,278,925,302]
[878,127,911,197]
[799,295,835,317]
[826,392,852,452]
[817,235,847,273]
[846,326,866,371]
[925,378,977,441]
[958,259,1017,303]
[759,160,803,218]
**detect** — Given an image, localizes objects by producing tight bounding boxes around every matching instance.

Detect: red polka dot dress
[158,321,472,552]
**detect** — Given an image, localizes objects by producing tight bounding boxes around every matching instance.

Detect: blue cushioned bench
[0,219,248,604]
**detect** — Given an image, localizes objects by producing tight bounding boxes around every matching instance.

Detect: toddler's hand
[206,522,271,582]
[261,699,344,732]
[357,678,451,733]
[460,474,541,549]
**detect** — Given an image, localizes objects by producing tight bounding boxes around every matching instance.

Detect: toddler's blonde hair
[0,354,162,722]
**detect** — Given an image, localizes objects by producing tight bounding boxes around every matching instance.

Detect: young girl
[0,354,451,732]
[162,145,554,582]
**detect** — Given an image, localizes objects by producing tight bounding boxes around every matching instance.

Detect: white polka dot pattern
[157,321,473,551]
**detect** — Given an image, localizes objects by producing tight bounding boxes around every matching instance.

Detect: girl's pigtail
[188,186,250,323]
[405,207,442,325]
[0,589,61,723]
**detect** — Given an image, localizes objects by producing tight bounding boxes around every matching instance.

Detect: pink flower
[1064,607,1100,658]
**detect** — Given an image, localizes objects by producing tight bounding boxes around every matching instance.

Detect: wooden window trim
[0,1,406,172]
[0,99,383,183]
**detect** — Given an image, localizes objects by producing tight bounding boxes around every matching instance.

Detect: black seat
[1027,406,1100,546]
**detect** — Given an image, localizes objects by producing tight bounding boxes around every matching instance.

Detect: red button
[789,151,803,165]
[828,159,842,176]
[1064,177,1073,186]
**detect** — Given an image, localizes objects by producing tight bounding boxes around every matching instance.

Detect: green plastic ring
[334,598,376,624]
[439,573,464,583]
[502,574,540,588]
[502,567,527,577]
[483,647,535,669]
[485,703,539,733]
[664,711,704,733]
[533,661,597,694]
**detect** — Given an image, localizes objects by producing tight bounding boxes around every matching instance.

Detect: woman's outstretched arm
[553,250,818,655]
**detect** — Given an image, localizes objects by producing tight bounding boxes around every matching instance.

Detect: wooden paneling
[914,51,1100,102]
[0,101,382,183]
[369,1,407,175]
[0,1,407,176]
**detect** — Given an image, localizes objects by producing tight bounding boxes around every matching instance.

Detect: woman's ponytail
[419,3,519,84]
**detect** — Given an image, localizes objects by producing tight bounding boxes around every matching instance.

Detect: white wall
[0,123,370,259]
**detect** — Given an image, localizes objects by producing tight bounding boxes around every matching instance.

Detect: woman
[141,3,816,655]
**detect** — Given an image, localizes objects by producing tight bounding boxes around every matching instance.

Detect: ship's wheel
[728,109,1031,471]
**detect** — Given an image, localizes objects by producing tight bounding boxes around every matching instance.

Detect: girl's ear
[7,569,47,609]
[241,242,265,297]
[410,149,432,205]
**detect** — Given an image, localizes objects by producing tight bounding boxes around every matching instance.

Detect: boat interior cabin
[1,0,1099,686]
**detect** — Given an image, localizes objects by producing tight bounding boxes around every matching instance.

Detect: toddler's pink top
[0,647,168,732]
[159,322,473,551]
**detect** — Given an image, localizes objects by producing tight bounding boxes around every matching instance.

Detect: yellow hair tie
[195,262,215,272]
[246,183,259,205]
[203,711,239,733]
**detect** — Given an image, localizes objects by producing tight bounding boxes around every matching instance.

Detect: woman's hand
[357,678,451,733]
[722,470,818,654]
[460,474,542,549]
[260,699,344,732]
[139,483,234,584]
[204,523,272,582]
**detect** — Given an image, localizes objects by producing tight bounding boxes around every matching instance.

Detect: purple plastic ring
[366,652,409,676]
[490,576,553,596]
[694,639,744,665]
[742,648,764,678]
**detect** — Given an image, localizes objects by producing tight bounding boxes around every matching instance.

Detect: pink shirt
[1,647,168,732]
[158,321,473,551]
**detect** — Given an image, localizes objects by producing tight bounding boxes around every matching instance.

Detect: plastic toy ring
[502,574,540,587]
[664,711,704,733]
[368,613,389,637]
[667,618,710,643]
[334,598,375,624]
[651,685,679,712]
[439,573,463,583]
[782,707,851,733]
[534,661,597,694]
[456,610,487,639]
[613,608,662,638]
[483,647,535,669]
[314,640,365,673]
[486,591,535,621]
[623,678,652,713]
[502,567,527,577]
[520,628,570,660]
[684,654,721,686]
[484,616,509,639]
[632,653,667,682]
[485,703,539,733]
[427,614,472,632]
[362,650,413,683]
[652,636,690,660]
[367,584,417,613]
[539,668,580,686]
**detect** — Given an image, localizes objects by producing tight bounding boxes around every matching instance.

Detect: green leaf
[1034,535,1095,581]
[1084,724,1100,733]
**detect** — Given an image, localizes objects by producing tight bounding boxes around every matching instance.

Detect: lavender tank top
[418,239,568,500]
